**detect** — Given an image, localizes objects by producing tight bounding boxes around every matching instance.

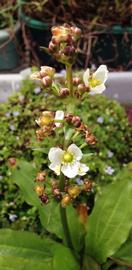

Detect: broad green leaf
[39,200,64,239]
[112,233,132,266]
[10,159,40,207]
[85,169,132,263]
[83,255,101,270]
[53,246,80,270]
[0,229,79,270]
[66,205,85,252]
[10,160,64,239]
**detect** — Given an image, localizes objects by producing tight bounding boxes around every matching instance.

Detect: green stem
[66,64,73,97]
[59,175,74,251]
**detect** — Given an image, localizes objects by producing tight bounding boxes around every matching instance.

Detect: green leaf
[10,159,40,207]
[0,229,79,270]
[83,255,101,270]
[39,200,64,239]
[10,160,64,239]
[112,233,132,266]
[66,205,85,252]
[85,170,132,264]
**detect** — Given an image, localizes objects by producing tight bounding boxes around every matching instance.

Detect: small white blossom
[0,175,3,180]
[97,116,104,124]
[18,95,25,102]
[34,87,41,94]
[107,150,114,158]
[75,177,84,185]
[9,214,17,222]
[48,144,89,178]
[83,65,108,94]
[9,125,16,131]
[54,110,64,127]
[13,111,20,117]
[109,117,114,123]
[5,112,11,117]
[105,166,115,175]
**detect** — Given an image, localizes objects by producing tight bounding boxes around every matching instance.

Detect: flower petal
[93,65,108,84]
[48,147,64,164]
[49,163,61,175]
[78,163,89,176]
[83,68,90,87]
[61,161,80,178]
[54,110,64,127]
[90,83,106,94]
[68,144,83,161]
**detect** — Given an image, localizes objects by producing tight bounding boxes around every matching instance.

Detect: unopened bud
[40,66,55,78]
[83,180,93,191]
[30,71,41,80]
[40,193,49,204]
[73,77,81,85]
[63,46,75,56]
[78,84,86,92]
[65,113,73,123]
[35,171,46,182]
[8,157,16,167]
[71,26,82,40]
[60,88,69,97]
[68,185,81,198]
[36,129,45,141]
[52,188,61,199]
[49,40,57,52]
[35,185,45,196]
[42,76,52,87]
[71,116,81,127]
[85,132,96,145]
[61,194,71,207]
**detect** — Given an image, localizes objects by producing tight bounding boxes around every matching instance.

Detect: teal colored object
[0,23,20,70]
[19,9,49,30]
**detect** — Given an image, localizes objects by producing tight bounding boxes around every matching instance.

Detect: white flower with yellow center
[36,110,64,128]
[83,65,108,94]
[48,144,89,178]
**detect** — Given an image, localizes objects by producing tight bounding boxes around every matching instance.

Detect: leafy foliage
[0,229,79,270]
[85,166,132,264]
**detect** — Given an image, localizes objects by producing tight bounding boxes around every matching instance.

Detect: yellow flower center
[40,115,53,126]
[89,76,101,88]
[63,152,73,163]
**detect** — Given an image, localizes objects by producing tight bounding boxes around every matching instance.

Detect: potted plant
[19,0,132,70]
[0,0,21,71]
[0,23,131,270]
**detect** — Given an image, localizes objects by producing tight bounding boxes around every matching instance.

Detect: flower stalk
[66,64,73,97]
[59,175,73,247]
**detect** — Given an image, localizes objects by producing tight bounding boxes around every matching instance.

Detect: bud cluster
[34,173,93,207]
[34,171,49,204]
[30,66,55,87]
[36,111,55,141]
[65,113,96,144]
[48,24,82,64]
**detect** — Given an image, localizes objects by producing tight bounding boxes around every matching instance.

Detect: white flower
[35,110,64,128]
[13,111,20,117]
[83,65,108,94]
[107,150,114,158]
[9,214,17,222]
[34,87,41,94]
[48,144,89,178]
[105,166,115,175]
[97,116,104,124]
[54,110,64,127]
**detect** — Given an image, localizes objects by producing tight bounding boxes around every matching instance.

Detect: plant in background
[0,0,19,29]
[0,24,132,270]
